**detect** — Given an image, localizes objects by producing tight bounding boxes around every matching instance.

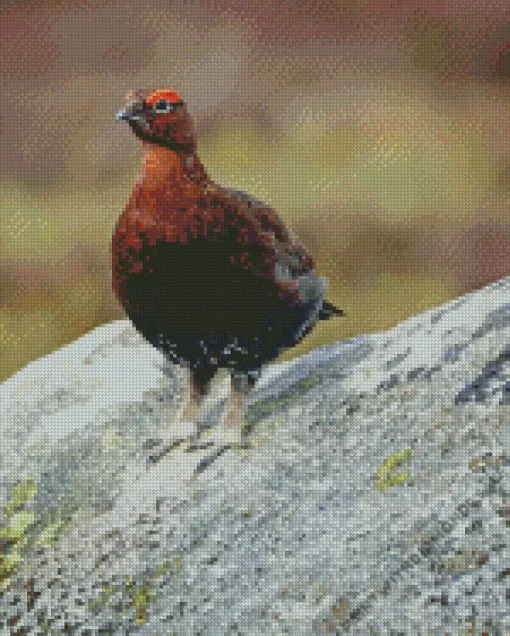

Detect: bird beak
[116,100,144,121]
[116,110,134,121]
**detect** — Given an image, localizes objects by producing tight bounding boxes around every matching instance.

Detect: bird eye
[154,99,174,113]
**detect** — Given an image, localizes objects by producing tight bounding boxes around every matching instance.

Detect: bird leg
[172,365,216,440]
[182,366,215,418]
[210,370,259,446]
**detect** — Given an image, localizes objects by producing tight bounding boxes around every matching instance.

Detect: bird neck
[140,143,208,191]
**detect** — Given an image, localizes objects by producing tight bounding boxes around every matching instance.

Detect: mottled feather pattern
[112,88,342,441]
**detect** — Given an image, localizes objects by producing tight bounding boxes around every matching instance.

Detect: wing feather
[220,187,325,307]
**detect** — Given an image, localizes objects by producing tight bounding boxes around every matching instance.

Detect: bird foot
[168,417,197,442]
[206,424,247,448]
[146,417,197,465]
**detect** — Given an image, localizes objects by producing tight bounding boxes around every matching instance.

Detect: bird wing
[220,188,314,272]
[220,188,325,308]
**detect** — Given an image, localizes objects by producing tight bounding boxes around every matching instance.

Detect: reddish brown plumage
[112,89,342,443]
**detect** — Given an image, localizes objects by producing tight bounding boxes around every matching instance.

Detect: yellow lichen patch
[125,577,154,625]
[5,479,37,518]
[3,510,35,540]
[0,478,38,591]
[90,559,182,624]
[0,550,21,583]
[35,520,66,547]
[375,448,413,490]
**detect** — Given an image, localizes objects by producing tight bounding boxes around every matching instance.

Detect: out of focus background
[1,0,509,381]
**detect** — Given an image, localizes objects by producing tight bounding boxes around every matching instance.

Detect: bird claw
[145,419,197,465]
[193,430,251,475]
[146,439,185,465]
[168,418,197,442]
[205,425,248,449]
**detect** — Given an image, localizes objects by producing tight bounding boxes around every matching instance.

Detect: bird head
[116,88,196,152]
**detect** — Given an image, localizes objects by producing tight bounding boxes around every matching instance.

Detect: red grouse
[112,89,342,447]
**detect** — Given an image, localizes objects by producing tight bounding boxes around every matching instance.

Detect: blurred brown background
[1,0,509,381]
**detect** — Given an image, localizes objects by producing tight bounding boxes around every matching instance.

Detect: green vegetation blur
[1,0,509,381]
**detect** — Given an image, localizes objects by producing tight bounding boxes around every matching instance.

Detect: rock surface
[0,277,509,635]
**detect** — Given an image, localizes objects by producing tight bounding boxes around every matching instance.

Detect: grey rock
[0,277,509,635]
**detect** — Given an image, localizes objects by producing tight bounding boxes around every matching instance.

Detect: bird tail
[319,300,344,320]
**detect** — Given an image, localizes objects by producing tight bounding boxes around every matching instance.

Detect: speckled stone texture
[0,277,509,635]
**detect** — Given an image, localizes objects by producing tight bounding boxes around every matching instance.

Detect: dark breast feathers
[112,187,329,372]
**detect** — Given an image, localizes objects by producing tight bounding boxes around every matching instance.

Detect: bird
[112,88,343,448]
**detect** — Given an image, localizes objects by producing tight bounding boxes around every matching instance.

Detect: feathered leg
[209,369,259,446]
[171,365,216,440]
